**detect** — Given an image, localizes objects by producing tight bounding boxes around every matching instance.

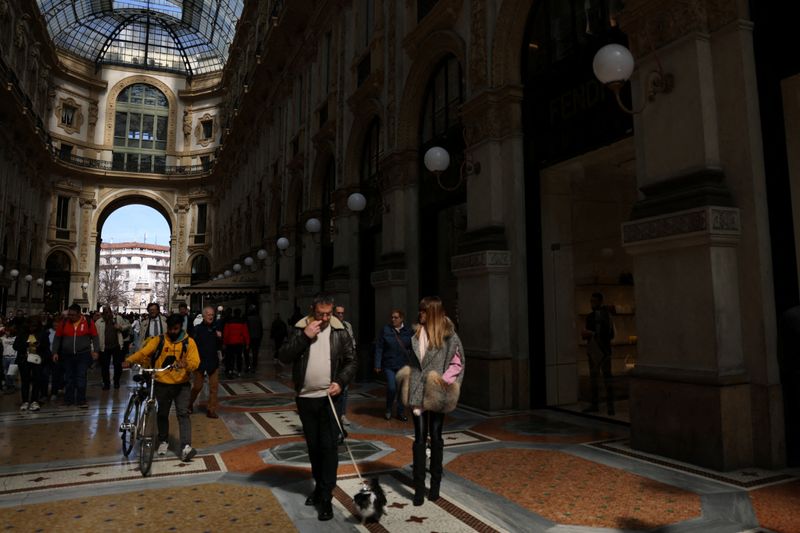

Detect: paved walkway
[1,360,797,532]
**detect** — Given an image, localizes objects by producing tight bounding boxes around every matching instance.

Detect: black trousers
[296,395,341,501]
[250,337,262,370]
[412,410,445,445]
[153,381,192,447]
[225,345,244,374]
[587,349,614,407]
[99,347,123,387]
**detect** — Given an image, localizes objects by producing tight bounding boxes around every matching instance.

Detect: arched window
[113,84,169,173]
[420,55,463,146]
[191,255,210,285]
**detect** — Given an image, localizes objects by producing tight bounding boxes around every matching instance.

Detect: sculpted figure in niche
[88,103,98,126]
[183,109,192,137]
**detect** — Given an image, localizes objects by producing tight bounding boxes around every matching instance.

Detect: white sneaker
[157,441,169,456]
[19,402,29,411]
[29,401,40,411]
[181,445,197,462]
[341,415,351,426]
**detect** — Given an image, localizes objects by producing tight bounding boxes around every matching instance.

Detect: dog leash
[327,392,366,486]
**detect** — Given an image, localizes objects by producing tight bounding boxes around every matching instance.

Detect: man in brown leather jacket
[277,293,356,521]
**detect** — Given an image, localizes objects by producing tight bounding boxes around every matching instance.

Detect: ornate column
[452,86,528,410]
[77,192,97,309]
[620,0,783,469]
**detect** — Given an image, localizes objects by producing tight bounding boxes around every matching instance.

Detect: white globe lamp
[233,263,242,272]
[224,270,233,278]
[592,43,635,86]
[244,256,254,267]
[36,278,44,286]
[277,237,290,251]
[45,280,52,287]
[9,269,19,279]
[305,217,322,233]
[24,274,33,283]
[424,146,450,173]
[257,249,268,260]
[346,192,367,212]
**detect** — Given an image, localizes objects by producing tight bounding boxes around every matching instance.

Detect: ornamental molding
[54,97,84,135]
[619,0,739,58]
[460,86,525,145]
[194,113,218,147]
[370,268,407,288]
[622,206,740,249]
[451,250,511,274]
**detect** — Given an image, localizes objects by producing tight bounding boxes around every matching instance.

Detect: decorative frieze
[622,206,741,246]
[451,250,511,275]
[370,269,407,288]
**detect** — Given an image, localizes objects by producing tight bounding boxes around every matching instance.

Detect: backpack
[150,335,190,369]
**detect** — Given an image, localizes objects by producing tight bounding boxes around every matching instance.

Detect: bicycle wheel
[120,394,139,457]
[138,403,158,477]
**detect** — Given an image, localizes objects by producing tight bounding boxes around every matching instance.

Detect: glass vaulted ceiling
[37,0,244,76]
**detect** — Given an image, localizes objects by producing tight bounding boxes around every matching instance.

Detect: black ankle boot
[412,442,426,506]
[428,441,443,501]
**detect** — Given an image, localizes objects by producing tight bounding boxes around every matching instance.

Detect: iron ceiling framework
[37,0,244,77]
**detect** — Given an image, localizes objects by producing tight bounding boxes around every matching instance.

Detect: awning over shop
[180,274,267,296]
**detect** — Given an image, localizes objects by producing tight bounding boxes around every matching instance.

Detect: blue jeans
[63,352,91,405]
[383,367,404,417]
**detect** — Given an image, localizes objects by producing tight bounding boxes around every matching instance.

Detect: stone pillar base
[630,375,753,471]
[460,354,512,411]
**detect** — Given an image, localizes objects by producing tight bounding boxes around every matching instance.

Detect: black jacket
[192,321,221,373]
[277,316,357,394]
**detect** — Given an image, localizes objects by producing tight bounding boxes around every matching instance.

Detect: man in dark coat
[277,293,357,522]
[582,292,615,415]
[189,306,222,418]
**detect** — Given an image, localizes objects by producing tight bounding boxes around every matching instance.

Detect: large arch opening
[521,0,636,419]
[96,198,173,315]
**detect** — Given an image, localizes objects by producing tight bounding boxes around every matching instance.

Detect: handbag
[27,353,42,365]
[6,363,19,376]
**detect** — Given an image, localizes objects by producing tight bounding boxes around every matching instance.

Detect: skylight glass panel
[36,0,244,76]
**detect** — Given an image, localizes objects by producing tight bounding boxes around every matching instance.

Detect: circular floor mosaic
[260,440,394,467]
[221,396,295,408]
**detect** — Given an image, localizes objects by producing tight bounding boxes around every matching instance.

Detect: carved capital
[460,86,524,145]
[451,250,511,277]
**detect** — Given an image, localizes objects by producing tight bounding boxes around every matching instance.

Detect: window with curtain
[113,84,169,173]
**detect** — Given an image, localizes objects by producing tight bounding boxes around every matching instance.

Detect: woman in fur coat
[396,296,465,506]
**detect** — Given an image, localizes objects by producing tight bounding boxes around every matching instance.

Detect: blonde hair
[415,296,451,349]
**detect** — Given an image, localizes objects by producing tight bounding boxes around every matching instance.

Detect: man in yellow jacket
[124,314,200,461]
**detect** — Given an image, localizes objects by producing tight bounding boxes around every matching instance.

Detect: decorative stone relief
[468,0,488,89]
[55,97,84,135]
[451,250,511,273]
[620,0,739,58]
[622,206,740,245]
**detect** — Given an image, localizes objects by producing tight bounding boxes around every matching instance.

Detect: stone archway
[491,0,536,88]
[91,189,177,311]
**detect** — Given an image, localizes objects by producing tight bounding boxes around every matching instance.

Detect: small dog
[353,478,387,524]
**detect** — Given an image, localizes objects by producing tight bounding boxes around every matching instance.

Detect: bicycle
[119,365,173,477]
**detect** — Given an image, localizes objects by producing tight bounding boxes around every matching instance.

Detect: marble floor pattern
[1,359,798,533]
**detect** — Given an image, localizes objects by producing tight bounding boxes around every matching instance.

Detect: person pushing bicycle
[123,314,200,461]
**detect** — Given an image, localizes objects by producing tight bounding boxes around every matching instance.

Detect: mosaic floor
[0,354,797,533]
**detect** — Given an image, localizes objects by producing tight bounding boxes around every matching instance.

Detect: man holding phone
[277,293,357,521]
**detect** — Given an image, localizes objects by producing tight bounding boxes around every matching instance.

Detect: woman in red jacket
[222,308,250,378]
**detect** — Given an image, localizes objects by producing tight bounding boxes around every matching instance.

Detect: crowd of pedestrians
[1,292,467,521]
